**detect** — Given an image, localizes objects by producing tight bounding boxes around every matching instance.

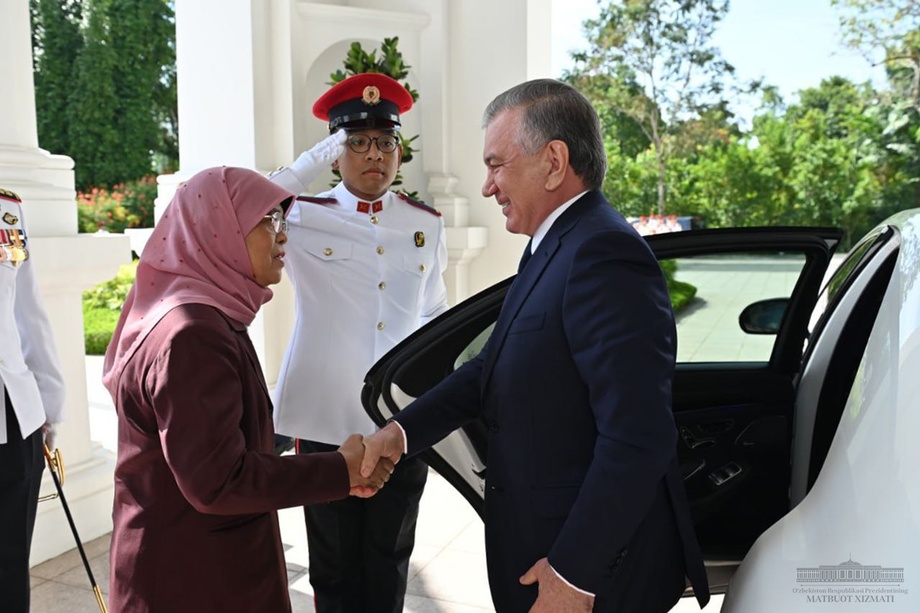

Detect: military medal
[1,228,28,267]
[0,245,27,266]
[414,231,425,248]
[7,246,27,265]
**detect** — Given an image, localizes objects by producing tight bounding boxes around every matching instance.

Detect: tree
[567,0,739,215]
[67,0,123,189]
[833,0,920,114]
[31,0,84,158]
[107,0,177,176]
[31,0,177,190]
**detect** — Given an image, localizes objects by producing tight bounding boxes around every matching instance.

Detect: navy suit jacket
[394,191,709,612]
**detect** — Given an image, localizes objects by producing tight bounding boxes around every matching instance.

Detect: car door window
[789,225,899,503]
[666,252,807,362]
[454,324,494,370]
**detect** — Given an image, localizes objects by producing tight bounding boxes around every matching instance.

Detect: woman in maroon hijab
[102,167,392,612]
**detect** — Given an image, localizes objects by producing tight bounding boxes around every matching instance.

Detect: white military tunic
[272,181,448,444]
[0,192,65,444]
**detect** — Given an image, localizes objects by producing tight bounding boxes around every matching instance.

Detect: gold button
[419,263,427,272]
[323,247,333,256]
[370,215,379,224]
[376,246,384,255]
[377,322,385,330]
[378,281,387,290]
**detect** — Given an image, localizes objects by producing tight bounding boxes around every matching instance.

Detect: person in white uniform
[270,73,449,612]
[0,188,66,613]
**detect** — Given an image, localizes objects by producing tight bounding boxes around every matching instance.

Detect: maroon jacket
[109,304,349,612]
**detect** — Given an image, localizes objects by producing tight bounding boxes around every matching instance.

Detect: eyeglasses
[263,210,288,235]
[346,134,400,154]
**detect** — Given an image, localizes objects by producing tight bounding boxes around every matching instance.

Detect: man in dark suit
[362,79,710,612]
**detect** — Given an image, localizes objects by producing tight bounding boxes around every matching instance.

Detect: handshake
[337,423,407,498]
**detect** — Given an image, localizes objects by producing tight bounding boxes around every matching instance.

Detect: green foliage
[83,261,137,310]
[83,302,122,355]
[30,0,177,191]
[566,0,740,215]
[660,259,698,313]
[832,0,920,115]
[562,0,918,248]
[77,176,157,233]
[329,37,420,197]
[82,261,137,354]
[31,0,83,158]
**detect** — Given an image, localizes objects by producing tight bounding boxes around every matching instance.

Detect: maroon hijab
[102,166,293,395]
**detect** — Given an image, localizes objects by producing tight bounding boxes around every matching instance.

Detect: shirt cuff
[388,420,408,455]
[550,562,595,598]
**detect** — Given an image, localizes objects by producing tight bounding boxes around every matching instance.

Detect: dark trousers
[0,394,44,613]
[298,439,428,613]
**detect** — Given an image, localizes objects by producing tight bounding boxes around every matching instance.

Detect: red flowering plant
[77,176,157,233]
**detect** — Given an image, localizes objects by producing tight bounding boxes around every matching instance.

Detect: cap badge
[362,85,381,106]
[414,231,425,248]
[2,212,18,225]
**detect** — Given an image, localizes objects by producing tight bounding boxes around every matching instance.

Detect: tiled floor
[28,468,497,613]
[29,470,723,612]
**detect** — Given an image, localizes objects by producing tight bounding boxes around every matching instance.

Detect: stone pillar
[2,0,130,564]
[441,0,553,291]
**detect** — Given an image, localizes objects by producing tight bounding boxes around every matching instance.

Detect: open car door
[362,226,842,595]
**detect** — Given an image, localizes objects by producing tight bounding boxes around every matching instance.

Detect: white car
[363,211,920,611]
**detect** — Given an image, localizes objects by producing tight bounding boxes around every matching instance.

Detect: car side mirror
[739,298,788,335]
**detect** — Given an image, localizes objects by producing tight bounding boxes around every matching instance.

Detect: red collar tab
[357,200,383,214]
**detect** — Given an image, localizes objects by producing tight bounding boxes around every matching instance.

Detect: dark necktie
[517,240,533,273]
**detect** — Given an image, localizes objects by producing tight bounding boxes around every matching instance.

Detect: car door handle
[709,461,743,487]
[680,426,715,450]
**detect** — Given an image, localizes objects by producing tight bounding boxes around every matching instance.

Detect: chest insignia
[3,212,18,225]
[414,231,425,248]
[0,228,28,266]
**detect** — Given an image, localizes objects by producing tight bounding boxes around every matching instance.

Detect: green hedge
[660,259,697,314]
[83,261,137,355]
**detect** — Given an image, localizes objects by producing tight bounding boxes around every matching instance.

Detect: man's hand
[41,422,57,452]
[519,557,594,612]
[361,422,405,479]
[288,130,347,185]
[337,434,394,498]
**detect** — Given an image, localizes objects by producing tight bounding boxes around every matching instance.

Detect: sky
[551,0,887,119]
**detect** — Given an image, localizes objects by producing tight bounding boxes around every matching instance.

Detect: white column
[443,0,553,294]
[3,0,131,564]
[155,0,262,221]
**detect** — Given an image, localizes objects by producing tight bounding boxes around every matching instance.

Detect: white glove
[41,422,58,451]
[288,130,347,187]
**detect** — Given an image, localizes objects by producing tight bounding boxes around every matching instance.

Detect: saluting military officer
[270,73,449,613]
[0,188,66,613]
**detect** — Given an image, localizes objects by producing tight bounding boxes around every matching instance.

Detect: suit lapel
[481,193,598,390]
